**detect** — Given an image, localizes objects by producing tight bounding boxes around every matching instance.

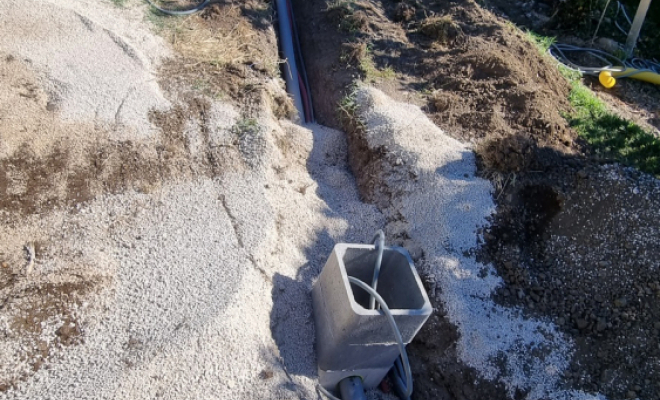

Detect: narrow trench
[274,2,512,400]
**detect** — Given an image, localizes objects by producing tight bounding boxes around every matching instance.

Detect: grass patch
[337,86,365,131]
[566,82,660,175]
[359,56,395,82]
[111,0,128,7]
[231,118,260,136]
[355,45,395,82]
[525,30,555,53]
[524,28,660,176]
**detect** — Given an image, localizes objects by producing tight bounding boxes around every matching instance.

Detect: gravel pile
[350,86,603,400]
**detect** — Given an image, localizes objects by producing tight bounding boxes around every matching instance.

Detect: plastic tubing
[369,230,385,310]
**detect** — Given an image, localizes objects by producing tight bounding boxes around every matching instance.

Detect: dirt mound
[294,0,576,151]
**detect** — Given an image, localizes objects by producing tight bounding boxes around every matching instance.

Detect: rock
[1,262,8,268]
[36,341,48,354]
[614,298,628,308]
[596,319,607,332]
[56,322,81,345]
[576,318,588,329]
[626,390,637,399]
[260,369,274,379]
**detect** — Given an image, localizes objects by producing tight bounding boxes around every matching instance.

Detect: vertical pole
[624,0,652,58]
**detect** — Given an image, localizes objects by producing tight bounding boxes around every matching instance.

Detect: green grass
[525,29,660,176]
[337,86,366,131]
[525,30,555,53]
[566,82,660,174]
[111,0,128,7]
[359,56,395,82]
[358,45,395,82]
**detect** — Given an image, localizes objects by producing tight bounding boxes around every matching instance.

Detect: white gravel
[0,118,390,399]
[354,86,604,400]
[0,0,170,139]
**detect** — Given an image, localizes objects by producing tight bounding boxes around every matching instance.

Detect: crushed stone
[0,0,170,139]
[352,86,604,400]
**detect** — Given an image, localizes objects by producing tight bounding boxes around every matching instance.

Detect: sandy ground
[0,2,389,396]
[0,1,623,399]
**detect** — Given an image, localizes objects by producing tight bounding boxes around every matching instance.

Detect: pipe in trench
[275,0,305,121]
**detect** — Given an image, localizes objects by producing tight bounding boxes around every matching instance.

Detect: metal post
[624,0,652,58]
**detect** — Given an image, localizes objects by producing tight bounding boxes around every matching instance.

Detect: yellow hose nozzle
[599,71,616,89]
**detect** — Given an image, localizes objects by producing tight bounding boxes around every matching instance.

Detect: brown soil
[294,0,577,150]
[292,0,660,399]
[0,242,108,391]
[482,0,660,137]
[155,1,295,120]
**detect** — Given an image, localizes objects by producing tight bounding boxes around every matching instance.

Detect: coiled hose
[548,43,660,87]
[548,43,660,77]
[369,230,385,310]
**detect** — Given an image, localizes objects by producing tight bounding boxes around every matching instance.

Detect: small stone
[576,319,588,329]
[557,317,565,325]
[1,262,8,268]
[614,298,628,308]
[37,341,48,354]
[626,391,637,399]
[260,369,274,380]
[596,319,607,332]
